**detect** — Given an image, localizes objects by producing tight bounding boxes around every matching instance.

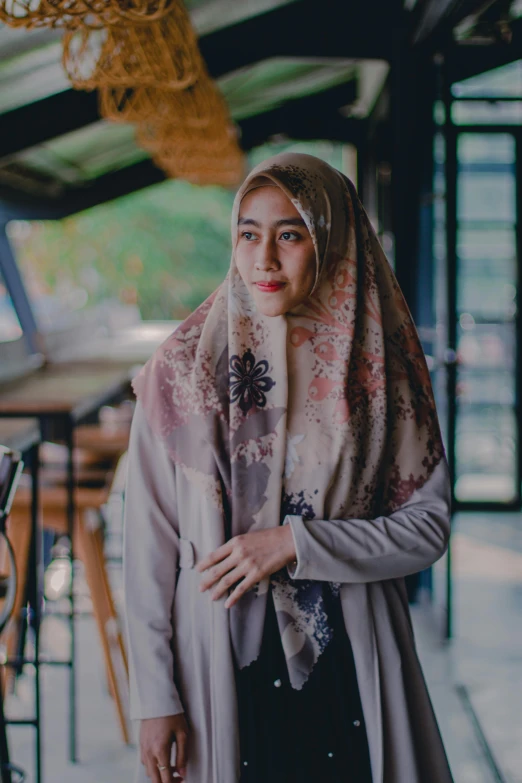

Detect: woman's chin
[251,292,300,317]
[255,302,288,317]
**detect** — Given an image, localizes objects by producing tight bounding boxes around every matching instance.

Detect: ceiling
[0,0,520,214]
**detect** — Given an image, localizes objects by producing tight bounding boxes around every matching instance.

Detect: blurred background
[0,1,521,782]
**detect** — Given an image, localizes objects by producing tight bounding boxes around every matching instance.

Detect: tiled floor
[414,511,522,783]
[5,511,521,783]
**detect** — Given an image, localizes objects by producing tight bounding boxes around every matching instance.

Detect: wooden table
[0,361,134,765]
[0,362,135,421]
[0,419,40,455]
[47,321,178,365]
[0,418,41,783]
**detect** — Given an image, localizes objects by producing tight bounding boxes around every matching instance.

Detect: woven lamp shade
[63,5,199,89]
[0,0,177,29]
[0,0,88,29]
[131,79,245,186]
[177,167,245,187]
[99,72,227,127]
[166,160,245,186]
[136,98,230,153]
[149,126,241,162]
[152,128,244,186]
[157,152,245,186]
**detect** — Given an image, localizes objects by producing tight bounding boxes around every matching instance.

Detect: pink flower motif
[289,326,316,347]
[314,342,341,362]
[308,377,342,401]
[328,290,353,309]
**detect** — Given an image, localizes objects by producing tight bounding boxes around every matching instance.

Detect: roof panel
[0,39,68,113]
[0,25,61,59]
[452,60,522,98]
[13,121,146,183]
[220,57,356,120]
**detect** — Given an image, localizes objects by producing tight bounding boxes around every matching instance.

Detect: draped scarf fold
[132,152,444,689]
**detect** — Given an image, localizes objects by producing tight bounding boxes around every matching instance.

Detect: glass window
[457,228,516,319]
[452,101,522,125]
[458,133,515,164]
[453,132,518,504]
[455,405,517,502]
[452,60,522,98]
[457,322,515,371]
[457,171,515,222]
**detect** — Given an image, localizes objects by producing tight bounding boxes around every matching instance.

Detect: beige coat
[124,401,454,783]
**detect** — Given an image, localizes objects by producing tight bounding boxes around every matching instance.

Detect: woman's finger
[224,573,259,608]
[174,729,189,778]
[211,566,249,602]
[199,555,237,592]
[144,754,161,783]
[196,540,233,573]
[154,748,174,783]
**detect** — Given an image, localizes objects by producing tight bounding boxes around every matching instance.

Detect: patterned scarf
[132,152,444,689]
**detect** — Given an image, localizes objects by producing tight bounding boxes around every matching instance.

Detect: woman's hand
[140,714,189,782]
[196,526,297,608]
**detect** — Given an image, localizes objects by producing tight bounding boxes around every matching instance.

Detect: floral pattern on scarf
[229,350,275,413]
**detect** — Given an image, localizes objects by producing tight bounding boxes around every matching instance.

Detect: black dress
[235,585,373,783]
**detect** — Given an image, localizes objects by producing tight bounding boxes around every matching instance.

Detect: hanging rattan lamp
[99,71,227,128]
[62,4,199,89]
[152,129,245,186]
[0,0,178,29]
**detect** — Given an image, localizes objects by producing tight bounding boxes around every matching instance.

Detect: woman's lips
[255,282,286,293]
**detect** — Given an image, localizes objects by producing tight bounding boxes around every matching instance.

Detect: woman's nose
[255,239,279,271]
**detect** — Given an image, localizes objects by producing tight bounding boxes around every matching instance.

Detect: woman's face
[235,185,316,317]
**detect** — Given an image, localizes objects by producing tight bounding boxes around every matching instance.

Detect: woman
[124,152,454,783]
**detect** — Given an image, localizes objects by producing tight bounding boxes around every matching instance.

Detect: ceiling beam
[0,27,62,61]
[0,158,165,215]
[241,110,363,150]
[191,0,301,37]
[52,159,166,216]
[200,0,401,79]
[1,90,99,160]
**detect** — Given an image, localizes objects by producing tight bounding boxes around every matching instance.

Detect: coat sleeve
[123,400,185,720]
[286,457,451,583]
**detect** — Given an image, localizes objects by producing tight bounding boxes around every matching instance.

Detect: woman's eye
[241,231,255,241]
[280,231,299,241]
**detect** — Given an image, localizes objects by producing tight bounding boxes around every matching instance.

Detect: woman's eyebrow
[237,216,306,227]
[274,217,306,228]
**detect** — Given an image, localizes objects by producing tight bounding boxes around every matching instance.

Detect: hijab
[132,152,444,689]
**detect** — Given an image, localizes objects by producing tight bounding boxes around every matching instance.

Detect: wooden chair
[5,478,131,745]
[74,424,130,457]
